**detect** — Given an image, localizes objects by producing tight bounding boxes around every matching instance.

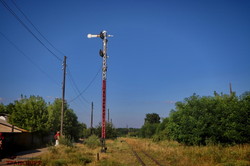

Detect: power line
[1,0,102,105]
[67,67,90,104]
[68,65,102,103]
[11,0,67,58]
[9,0,90,104]
[0,0,63,62]
[0,31,61,87]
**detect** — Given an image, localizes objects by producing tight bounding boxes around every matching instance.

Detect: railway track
[123,140,164,166]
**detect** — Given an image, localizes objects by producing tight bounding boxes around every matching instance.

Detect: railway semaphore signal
[87,30,113,152]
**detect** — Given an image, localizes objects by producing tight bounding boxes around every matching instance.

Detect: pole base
[100,138,107,153]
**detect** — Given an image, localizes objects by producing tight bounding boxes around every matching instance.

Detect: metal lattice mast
[87,31,113,152]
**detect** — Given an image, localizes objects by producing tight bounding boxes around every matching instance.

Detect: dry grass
[123,138,250,166]
[38,138,250,166]
[40,144,98,166]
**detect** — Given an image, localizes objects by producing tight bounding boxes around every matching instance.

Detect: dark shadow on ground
[15,149,41,156]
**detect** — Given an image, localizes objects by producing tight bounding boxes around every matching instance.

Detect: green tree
[144,113,160,124]
[153,117,170,142]
[94,122,117,139]
[47,98,61,132]
[140,123,159,138]
[0,103,6,114]
[167,92,250,145]
[140,113,160,138]
[9,95,49,133]
[48,98,84,141]
[63,108,80,141]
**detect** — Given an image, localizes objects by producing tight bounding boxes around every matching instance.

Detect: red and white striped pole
[87,31,113,152]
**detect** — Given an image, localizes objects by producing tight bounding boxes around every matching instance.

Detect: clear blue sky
[1,0,250,128]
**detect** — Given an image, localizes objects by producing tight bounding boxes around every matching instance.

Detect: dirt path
[0,147,47,165]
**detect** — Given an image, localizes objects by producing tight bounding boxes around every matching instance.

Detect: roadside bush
[59,136,74,147]
[167,92,250,145]
[84,135,100,149]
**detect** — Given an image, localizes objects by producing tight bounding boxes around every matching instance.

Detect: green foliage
[140,123,159,138]
[3,95,86,142]
[116,128,140,137]
[47,98,61,132]
[84,135,100,149]
[140,113,161,138]
[47,98,85,141]
[145,113,160,124]
[50,159,67,166]
[42,145,93,166]
[94,122,117,139]
[166,92,250,145]
[59,136,74,147]
[153,118,170,142]
[63,108,80,141]
[8,95,49,133]
[82,128,91,138]
[0,103,6,113]
[78,123,87,138]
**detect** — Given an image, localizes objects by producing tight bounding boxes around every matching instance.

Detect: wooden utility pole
[229,82,233,95]
[91,102,94,134]
[60,56,67,135]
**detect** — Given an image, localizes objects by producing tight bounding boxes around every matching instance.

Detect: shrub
[84,135,100,149]
[59,136,74,147]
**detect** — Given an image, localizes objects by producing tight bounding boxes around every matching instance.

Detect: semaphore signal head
[87,30,113,39]
[87,34,100,38]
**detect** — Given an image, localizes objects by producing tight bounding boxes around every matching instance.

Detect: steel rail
[123,140,164,166]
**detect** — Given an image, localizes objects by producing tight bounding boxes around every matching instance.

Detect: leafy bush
[51,159,67,166]
[48,146,58,153]
[84,135,100,149]
[167,92,250,145]
[59,136,74,147]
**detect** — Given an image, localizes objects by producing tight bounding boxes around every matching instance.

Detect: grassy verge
[40,144,96,166]
[37,137,250,166]
[124,138,250,166]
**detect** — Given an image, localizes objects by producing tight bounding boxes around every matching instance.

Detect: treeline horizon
[139,91,250,145]
[1,90,250,146]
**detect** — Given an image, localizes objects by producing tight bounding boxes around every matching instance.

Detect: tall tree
[144,113,160,124]
[0,103,5,114]
[47,98,62,132]
[48,98,85,140]
[9,95,49,133]
[167,92,250,145]
[140,113,160,138]
[94,122,117,139]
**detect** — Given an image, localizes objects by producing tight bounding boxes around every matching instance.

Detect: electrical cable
[67,67,90,104]
[68,65,102,103]
[11,0,67,58]
[1,0,101,105]
[0,31,61,87]
[0,0,63,62]
[8,0,100,103]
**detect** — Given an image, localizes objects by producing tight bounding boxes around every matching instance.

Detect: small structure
[0,115,28,133]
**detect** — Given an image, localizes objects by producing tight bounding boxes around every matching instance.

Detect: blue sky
[1,0,250,128]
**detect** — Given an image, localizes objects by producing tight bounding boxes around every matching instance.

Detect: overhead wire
[1,0,101,105]
[10,0,67,58]
[0,31,61,87]
[68,65,102,103]
[67,67,90,104]
[0,0,63,62]
[10,0,101,103]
